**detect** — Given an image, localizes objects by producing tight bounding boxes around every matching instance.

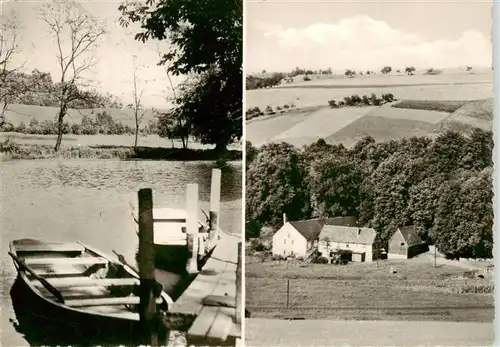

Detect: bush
[328,100,338,108]
[303,75,311,81]
[265,105,275,115]
[382,93,395,103]
[312,256,329,264]
[350,94,362,105]
[362,95,371,105]
[1,122,15,132]
[250,239,268,252]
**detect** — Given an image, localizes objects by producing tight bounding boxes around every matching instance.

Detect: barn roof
[398,226,425,247]
[289,219,325,241]
[319,226,377,245]
[287,216,358,241]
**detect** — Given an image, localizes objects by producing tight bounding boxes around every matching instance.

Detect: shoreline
[0,143,242,161]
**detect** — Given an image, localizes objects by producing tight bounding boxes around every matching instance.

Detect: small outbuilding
[388,226,428,259]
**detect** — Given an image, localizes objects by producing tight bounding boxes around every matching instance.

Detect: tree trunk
[54,107,66,152]
[134,123,139,148]
[214,142,227,153]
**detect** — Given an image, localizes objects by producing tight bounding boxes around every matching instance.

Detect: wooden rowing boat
[9,238,174,345]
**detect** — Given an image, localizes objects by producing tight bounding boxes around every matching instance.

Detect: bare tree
[0,12,33,128]
[40,0,106,151]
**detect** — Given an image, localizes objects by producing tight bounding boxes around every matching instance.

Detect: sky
[245,0,493,73]
[2,0,183,108]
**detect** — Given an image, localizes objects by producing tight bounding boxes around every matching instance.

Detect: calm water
[0,159,242,346]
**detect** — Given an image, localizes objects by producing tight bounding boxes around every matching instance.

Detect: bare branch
[39,0,107,151]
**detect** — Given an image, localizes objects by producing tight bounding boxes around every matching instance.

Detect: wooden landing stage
[167,229,242,346]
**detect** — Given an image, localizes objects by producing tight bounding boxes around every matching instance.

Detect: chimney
[283,213,287,225]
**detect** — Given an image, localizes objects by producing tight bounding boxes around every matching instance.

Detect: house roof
[319,226,377,245]
[398,226,425,247]
[323,216,358,227]
[287,216,358,241]
[289,219,325,241]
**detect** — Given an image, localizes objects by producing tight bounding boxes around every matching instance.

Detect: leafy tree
[381,66,392,74]
[246,142,311,228]
[405,66,416,75]
[432,169,493,259]
[119,0,242,152]
[245,141,258,170]
[157,109,190,149]
[344,69,356,78]
[308,154,365,218]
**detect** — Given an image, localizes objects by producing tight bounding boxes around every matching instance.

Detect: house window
[291,240,294,245]
[284,240,286,245]
[346,244,349,248]
[401,242,405,246]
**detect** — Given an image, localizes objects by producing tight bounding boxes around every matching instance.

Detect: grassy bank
[0,142,242,161]
[246,254,493,321]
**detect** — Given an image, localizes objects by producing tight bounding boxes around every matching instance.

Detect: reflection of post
[137,188,158,346]
[209,169,221,241]
[186,184,199,274]
[235,242,242,324]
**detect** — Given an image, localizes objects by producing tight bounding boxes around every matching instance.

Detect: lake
[0,159,242,346]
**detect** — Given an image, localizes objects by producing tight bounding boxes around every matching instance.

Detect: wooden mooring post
[137,188,159,347]
[186,183,200,274]
[209,169,222,241]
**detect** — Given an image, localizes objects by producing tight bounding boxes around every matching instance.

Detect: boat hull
[10,275,167,346]
[8,239,172,346]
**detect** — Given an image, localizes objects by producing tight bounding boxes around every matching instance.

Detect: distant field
[246,254,493,322]
[325,115,439,148]
[246,73,493,148]
[246,73,493,110]
[4,104,166,127]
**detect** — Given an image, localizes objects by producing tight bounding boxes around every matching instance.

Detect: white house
[272,218,325,257]
[272,215,358,258]
[318,226,376,262]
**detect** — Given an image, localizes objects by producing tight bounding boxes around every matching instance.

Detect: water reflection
[1,159,242,347]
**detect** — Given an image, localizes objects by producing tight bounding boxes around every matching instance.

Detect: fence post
[209,169,221,241]
[286,279,290,309]
[186,183,199,274]
[137,188,158,346]
[235,242,242,325]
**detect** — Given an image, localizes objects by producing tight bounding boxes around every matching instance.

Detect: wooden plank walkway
[166,230,242,346]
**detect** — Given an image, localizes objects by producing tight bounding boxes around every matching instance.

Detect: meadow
[0,132,239,150]
[245,254,494,322]
[246,72,493,148]
[4,103,163,127]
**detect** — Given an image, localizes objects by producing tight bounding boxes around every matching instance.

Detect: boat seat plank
[25,257,108,266]
[66,296,162,307]
[14,243,85,253]
[32,277,140,289]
